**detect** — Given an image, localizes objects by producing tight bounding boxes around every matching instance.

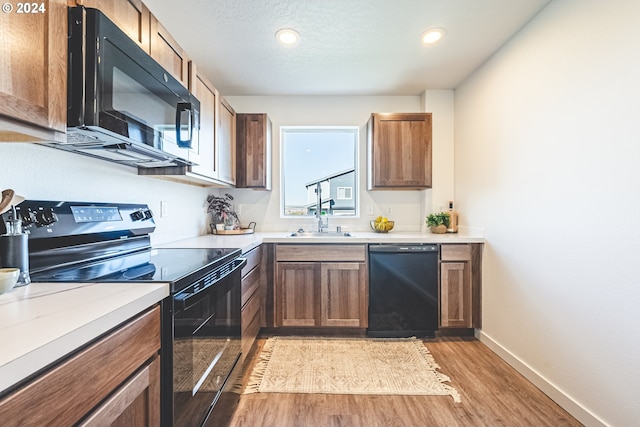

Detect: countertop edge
[0,282,169,394]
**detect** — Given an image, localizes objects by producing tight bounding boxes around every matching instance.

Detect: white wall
[455,1,640,426]
[224,94,455,232]
[0,143,210,244]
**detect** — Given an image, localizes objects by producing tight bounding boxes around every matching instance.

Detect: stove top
[30,247,241,290]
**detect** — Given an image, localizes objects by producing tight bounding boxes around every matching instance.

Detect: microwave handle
[175,102,193,148]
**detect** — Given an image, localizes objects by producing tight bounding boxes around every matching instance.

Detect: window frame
[280,126,360,218]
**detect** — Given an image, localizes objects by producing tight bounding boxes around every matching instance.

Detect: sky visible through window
[282,127,357,215]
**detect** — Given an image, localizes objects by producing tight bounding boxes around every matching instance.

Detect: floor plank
[230,336,583,427]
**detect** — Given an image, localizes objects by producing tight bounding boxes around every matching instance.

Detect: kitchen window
[281,127,358,217]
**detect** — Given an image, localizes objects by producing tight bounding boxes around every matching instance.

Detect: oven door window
[173,278,240,427]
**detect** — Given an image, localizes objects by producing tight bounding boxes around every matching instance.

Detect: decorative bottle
[446,201,458,233]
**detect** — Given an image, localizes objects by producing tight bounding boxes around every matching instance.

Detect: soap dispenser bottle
[0,206,31,285]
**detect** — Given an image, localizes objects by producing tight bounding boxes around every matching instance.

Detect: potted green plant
[206,193,239,231]
[426,212,450,234]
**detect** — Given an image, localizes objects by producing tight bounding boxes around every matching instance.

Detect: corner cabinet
[0,306,161,426]
[439,244,482,329]
[236,113,272,190]
[274,245,368,328]
[0,0,66,142]
[367,113,432,190]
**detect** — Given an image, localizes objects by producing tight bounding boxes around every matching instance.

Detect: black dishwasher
[367,244,439,338]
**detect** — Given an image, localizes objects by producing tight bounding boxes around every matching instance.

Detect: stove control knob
[143,209,153,220]
[130,210,145,221]
[35,209,58,227]
[20,210,35,227]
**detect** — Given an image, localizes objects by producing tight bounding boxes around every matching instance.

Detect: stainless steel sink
[287,231,353,237]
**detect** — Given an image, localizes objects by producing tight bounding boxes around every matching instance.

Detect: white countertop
[0,281,169,394]
[0,228,482,395]
[161,229,485,252]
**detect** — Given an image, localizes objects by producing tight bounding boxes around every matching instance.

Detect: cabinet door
[320,262,367,327]
[440,262,472,328]
[189,64,217,178]
[236,113,272,189]
[80,0,150,52]
[276,262,318,327]
[217,98,236,185]
[0,0,66,138]
[78,357,160,427]
[367,113,432,189]
[149,13,189,87]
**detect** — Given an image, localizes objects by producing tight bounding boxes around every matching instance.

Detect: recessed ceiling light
[276,28,300,46]
[421,28,446,44]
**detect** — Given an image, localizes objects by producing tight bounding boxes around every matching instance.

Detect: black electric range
[0,200,244,427]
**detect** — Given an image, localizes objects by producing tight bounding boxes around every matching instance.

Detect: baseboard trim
[476,330,608,427]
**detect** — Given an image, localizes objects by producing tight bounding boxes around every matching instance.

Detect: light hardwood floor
[230,336,583,427]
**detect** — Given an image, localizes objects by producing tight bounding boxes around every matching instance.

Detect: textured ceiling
[143,0,551,96]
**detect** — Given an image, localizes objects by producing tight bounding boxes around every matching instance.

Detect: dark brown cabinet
[236,113,272,190]
[0,0,66,141]
[439,244,482,329]
[274,245,368,329]
[241,245,263,363]
[367,113,432,190]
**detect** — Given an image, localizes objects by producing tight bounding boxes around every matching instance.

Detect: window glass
[281,127,358,217]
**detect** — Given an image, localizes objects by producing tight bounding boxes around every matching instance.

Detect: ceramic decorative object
[0,268,20,294]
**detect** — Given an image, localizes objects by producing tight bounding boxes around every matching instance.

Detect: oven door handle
[174,257,247,311]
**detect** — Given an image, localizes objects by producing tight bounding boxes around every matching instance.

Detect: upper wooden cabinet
[367,113,432,190]
[217,98,236,185]
[149,13,189,87]
[189,63,218,180]
[78,0,150,52]
[0,0,66,141]
[236,113,272,190]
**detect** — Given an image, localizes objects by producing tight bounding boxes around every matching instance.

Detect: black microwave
[61,6,199,168]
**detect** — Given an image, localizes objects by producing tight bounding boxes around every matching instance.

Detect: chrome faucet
[315,182,328,232]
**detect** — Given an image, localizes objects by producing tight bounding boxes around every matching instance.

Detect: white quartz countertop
[0,281,169,394]
[160,229,484,252]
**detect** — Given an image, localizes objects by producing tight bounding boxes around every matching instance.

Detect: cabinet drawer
[242,245,262,277]
[241,290,261,357]
[441,244,472,261]
[0,306,160,426]
[241,264,261,307]
[276,245,366,262]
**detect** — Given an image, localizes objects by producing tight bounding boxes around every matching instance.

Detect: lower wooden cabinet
[274,245,368,329]
[439,244,482,329]
[241,246,263,362]
[0,306,161,427]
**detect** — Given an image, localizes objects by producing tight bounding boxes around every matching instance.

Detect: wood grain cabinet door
[217,98,236,185]
[440,262,472,328]
[149,13,189,87]
[79,0,150,52]
[367,113,432,189]
[320,262,367,327]
[236,113,272,189]
[0,0,66,137]
[189,65,218,178]
[276,262,319,327]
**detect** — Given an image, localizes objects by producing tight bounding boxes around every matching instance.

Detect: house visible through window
[281,127,358,217]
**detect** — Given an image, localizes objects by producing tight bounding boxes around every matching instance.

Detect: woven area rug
[244,336,461,402]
